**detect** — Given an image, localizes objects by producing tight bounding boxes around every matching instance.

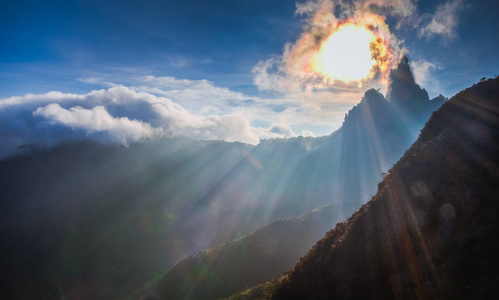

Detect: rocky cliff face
[387,55,446,132]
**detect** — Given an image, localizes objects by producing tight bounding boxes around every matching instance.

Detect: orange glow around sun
[310,21,391,85]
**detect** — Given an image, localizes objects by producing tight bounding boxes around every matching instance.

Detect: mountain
[387,55,446,133]
[215,56,446,222]
[0,57,445,299]
[0,133,342,300]
[288,55,446,212]
[148,204,340,300]
[236,76,499,299]
[147,57,448,299]
[0,138,254,299]
[279,88,412,215]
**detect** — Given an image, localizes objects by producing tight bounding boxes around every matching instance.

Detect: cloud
[33,104,159,144]
[409,58,445,98]
[0,66,365,159]
[410,59,438,86]
[419,0,463,40]
[77,72,357,137]
[268,123,295,136]
[0,86,293,159]
[301,129,316,137]
[254,0,464,96]
[78,74,255,113]
[363,0,417,20]
[0,91,84,110]
[151,101,292,144]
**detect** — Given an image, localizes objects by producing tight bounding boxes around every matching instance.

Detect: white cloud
[76,72,361,136]
[78,74,256,113]
[362,0,417,19]
[252,58,286,92]
[0,64,370,159]
[0,91,84,109]
[410,59,438,86]
[410,58,444,98]
[0,86,297,158]
[419,0,463,39]
[301,130,316,137]
[268,123,295,136]
[33,104,159,144]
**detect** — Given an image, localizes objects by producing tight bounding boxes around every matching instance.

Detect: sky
[0,0,498,157]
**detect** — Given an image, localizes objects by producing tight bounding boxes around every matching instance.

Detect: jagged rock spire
[386,55,436,130]
[387,55,415,88]
[386,54,427,103]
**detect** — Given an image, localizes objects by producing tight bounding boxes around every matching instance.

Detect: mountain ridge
[235,76,499,300]
[0,57,449,299]
[147,57,450,300]
[148,204,340,300]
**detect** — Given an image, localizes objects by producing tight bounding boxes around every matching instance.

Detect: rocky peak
[387,55,415,88]
[386,55,435,129]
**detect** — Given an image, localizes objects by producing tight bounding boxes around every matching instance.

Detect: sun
[312,23,381,83]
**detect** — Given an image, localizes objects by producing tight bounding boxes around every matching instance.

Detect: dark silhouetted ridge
[247,77,499,300]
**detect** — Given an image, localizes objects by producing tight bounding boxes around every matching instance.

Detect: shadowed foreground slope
[240,77,499,299]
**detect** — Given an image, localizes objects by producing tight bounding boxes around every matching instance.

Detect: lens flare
[309,20,392,86]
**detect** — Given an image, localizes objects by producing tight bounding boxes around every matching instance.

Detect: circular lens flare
[311,23,385,84]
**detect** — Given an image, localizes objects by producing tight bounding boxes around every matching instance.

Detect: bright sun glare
[312,24,378,83]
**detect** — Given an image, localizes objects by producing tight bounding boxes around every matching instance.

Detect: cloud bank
[0,1,464,159]
[0,86,295,158]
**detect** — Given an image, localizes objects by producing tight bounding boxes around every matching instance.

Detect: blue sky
[0,0,300,96]
[0,0,498,156]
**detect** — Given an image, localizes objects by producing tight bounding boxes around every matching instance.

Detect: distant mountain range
[227,76,499,300]
[0,56,448,299]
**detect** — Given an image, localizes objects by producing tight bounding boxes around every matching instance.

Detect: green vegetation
[151,205,341,300]
[223,282,274,300]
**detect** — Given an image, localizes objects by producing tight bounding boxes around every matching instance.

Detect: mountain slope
[283,88,413,214]
[263,76,499,299]
[0,138,253,299]
[387,55,446,132]
[266,56,446,218]
[149,204,341,300]
[147,57,448,300]
[0,57,446,300]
